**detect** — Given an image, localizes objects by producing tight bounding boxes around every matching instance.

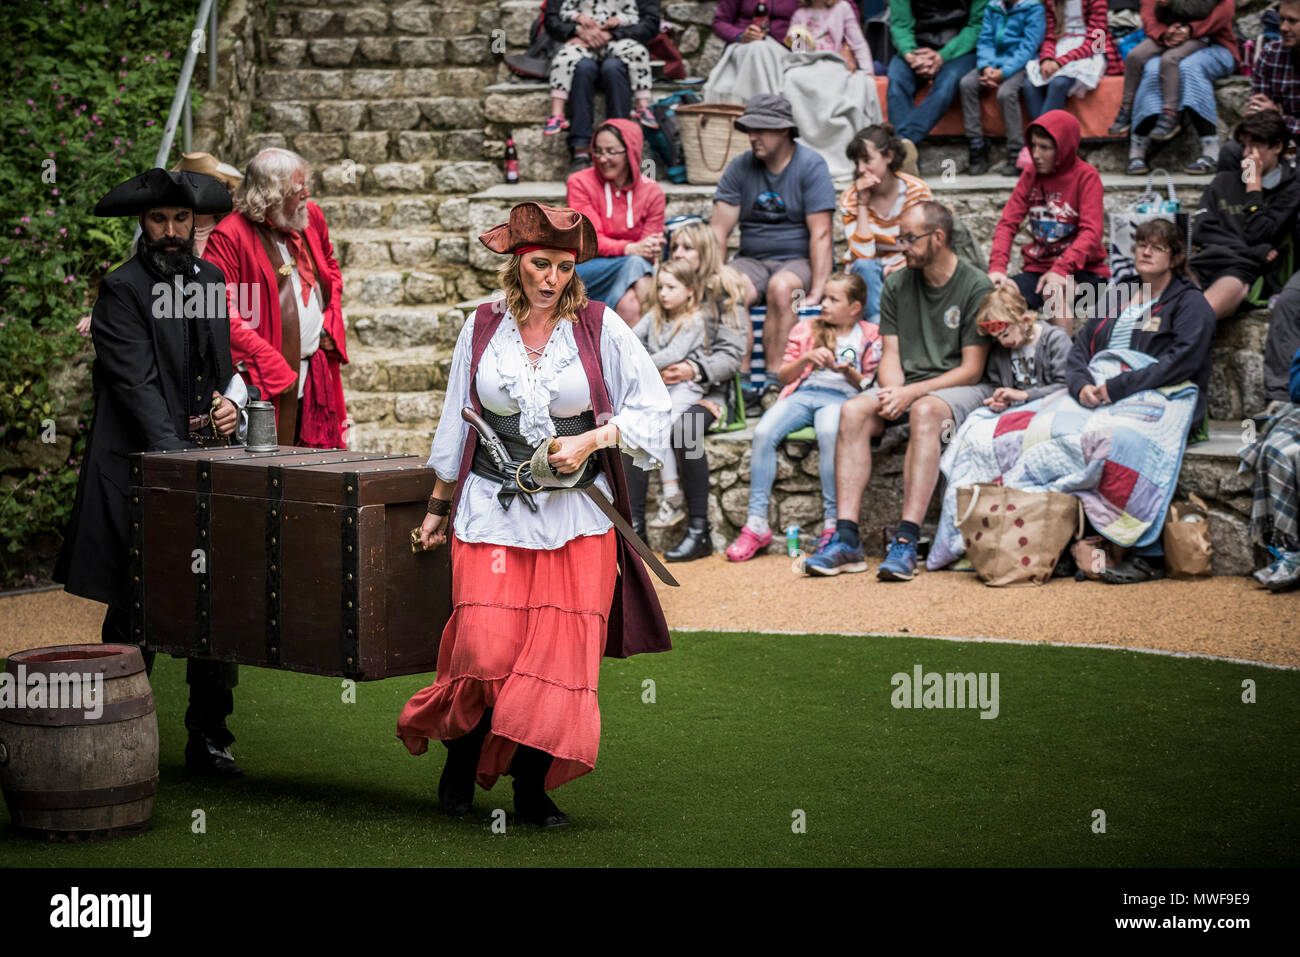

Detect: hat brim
[734,118,799,140]
[95,168,233,217]
[479,202,598,263]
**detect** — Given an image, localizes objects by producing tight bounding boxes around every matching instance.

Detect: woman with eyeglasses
[566,119,666,327]
[1063,216,1216,583]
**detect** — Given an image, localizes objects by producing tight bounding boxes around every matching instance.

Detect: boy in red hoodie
[987,109,1109,330]
[566,118,666,326]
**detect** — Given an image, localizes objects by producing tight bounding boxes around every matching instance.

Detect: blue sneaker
[877,538,918,581]
[803,535,867,576]
[1266,549,1300,592]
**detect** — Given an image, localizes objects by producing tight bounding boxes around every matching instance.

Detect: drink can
[785,524,801,557]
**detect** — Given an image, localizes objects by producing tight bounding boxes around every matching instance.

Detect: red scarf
[278,228,316,307]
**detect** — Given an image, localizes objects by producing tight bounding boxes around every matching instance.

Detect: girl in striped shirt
[838,124,933,323]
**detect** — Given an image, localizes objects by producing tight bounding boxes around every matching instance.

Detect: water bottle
[785,524,801,557]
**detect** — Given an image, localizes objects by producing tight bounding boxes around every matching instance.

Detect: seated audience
[714,0,801,45]
[839,124,934,324]
[1189,111,1300,321]
[545,0,660,174]
[976,282,1072,411]
[886,0,988,174]
[804,201,994,581]
[988,110,1109,330]
[1239,342,1300,591]
[634,261,708,531]
[789,0,873,73]
[1020,0,1121,123]
[1263,274,1300,417]
[958,0,1047,176]
[1110,0,1239,176]
[567,119,666,327]
[712,93,837,400]
[726,273,883,561]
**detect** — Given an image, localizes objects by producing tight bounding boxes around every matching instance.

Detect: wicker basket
[676,102,748,185]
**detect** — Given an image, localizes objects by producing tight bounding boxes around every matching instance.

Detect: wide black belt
[469,409,599,510]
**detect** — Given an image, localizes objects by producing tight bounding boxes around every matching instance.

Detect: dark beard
[141,230,196,277]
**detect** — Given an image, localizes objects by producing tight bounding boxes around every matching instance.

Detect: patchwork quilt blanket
[928,350,1199,570]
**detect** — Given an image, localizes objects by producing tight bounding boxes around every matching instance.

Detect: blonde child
[975,282,1073,412]
[633,260,708,528]
[726,272,883,561]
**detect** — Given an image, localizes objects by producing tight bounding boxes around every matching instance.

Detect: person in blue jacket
[958,0,1047,176]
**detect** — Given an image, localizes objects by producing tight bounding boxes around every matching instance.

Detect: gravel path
[2,561,1296,667]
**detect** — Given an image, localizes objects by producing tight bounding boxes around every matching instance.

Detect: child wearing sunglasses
[976,282,1072,412]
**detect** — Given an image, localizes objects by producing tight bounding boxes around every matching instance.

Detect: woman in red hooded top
[566,118,666,326]
[987,109,1110,331]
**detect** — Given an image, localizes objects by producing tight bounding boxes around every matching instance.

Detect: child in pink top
[788,0,874,73]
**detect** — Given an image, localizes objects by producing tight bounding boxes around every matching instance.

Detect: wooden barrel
[0,644,158,842]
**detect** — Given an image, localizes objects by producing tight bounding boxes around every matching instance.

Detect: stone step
[346,388,445,428]
[344,304,469,349]
[341,264,464,308]
[304,159,501,197]
[347,423,437,457]
[259,69,495,102]
[333,228,460,268]
[341,345,453,395]
[279,129,489,166]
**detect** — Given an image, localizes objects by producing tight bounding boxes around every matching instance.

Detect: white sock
[1130,134,1150,160]
[663,478,680,499]
[747,515,770,536]
[1199,135,1219,161]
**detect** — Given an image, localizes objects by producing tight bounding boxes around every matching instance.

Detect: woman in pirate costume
[397,203,675,827]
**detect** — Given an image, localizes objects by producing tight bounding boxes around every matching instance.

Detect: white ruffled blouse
[428,305,672,549]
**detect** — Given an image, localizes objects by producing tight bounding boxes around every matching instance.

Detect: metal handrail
[151,0,219,168]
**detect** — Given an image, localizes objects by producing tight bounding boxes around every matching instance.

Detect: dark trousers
[103,605,238,746]
[624,404,717,523]
[886,51,978,144]
[1023,75,1075,119]
[568,55,632,153]
[1013,269,1108,317]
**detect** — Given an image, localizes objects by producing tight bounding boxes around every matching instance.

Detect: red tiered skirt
[396,529,617,791]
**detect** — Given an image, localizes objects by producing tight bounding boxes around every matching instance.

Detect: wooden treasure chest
[129,447,450,679]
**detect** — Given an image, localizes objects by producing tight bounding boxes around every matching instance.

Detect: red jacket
[1040,0,1123,75]
[989,109,1109,277]
[1140,0,1239,66]
[202,202,349,440]
[566,118,666,257]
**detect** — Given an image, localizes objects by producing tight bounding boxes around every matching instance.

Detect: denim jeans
[1023,74,1074,120]
[849,258,884,323]
[886,52,979,144]
[747,386,850,526]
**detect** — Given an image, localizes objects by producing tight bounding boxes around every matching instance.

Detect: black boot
[184,733,245,779]
[968,139,989,176]
[438,708,491,816]
[510,745,569,827]
[665,517,713,562]
[632,516,647,542]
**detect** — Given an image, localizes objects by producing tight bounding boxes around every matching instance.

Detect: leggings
[624,404,717,523]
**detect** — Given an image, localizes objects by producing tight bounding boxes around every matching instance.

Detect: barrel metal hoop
[2,774,159,810]
[5,645,145,679]
[0,696,155,726]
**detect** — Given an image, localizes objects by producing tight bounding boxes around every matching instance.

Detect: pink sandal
[726,526,772,562]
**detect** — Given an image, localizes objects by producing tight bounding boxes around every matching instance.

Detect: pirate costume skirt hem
[396,529,617,792]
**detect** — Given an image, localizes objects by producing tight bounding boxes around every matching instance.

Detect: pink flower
[163,50,171,59]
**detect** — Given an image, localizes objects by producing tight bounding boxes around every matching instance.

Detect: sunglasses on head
[978,319,1011,335]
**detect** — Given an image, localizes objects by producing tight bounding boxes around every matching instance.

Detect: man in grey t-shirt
[711,94,837,397]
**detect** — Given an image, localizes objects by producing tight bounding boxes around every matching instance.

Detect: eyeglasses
[593,148,627,158]
[1134,241,1170,254]
[978,320,1010,335]
[898,230,936,248]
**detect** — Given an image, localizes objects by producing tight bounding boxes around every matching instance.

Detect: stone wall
[191,0,267,162]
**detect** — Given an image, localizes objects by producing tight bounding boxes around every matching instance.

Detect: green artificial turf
[1,632,1296,867]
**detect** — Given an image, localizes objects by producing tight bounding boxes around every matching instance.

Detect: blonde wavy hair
[496,252,589,323]
[236,148,311,224]
[645,259,701,339]
[668,221,747,330]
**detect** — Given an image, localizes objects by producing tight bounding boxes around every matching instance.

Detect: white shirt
[274,238,325,399]
[428,306,673,550]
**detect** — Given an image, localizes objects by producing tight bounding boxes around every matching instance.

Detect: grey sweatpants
[958,67,1029,155]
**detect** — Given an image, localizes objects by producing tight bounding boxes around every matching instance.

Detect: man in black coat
[54,168,249,778]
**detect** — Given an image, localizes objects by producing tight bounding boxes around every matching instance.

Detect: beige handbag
[676,102,748,185]
[957,484,1085,587]
[1162,493,1213,579]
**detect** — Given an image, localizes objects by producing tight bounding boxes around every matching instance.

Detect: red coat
[202,202,349,438]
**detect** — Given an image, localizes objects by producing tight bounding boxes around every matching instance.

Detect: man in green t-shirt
[805,201,994,581]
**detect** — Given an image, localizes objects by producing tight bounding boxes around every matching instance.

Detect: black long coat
[53,253,236,607]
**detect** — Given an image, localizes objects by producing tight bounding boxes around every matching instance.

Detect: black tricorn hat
[478,202,598,263]
[93,167,234,217]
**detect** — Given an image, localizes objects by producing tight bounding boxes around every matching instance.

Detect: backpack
[642,90,701,184]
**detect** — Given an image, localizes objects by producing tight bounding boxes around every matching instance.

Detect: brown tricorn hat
[478,202,598,263]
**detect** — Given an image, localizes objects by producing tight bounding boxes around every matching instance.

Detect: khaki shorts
[730,256,813,304]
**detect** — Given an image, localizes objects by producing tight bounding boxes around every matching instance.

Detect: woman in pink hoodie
[566,118,666,326]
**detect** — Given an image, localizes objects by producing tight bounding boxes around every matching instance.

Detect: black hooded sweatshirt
[1190,148,1300,280]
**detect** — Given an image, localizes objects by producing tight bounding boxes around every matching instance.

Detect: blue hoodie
[976,0,1046,77]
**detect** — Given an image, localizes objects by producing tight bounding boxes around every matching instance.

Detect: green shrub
[0,0,204,587]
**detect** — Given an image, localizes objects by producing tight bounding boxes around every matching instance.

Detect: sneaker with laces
[803,534,867,576]
[877,538,918,581]
[725,525,772,561]
[812,527,835,554]
[632,105,659,129]
[648,492,685,529]
[1266,550,1300,591]
[543,114,570,136]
